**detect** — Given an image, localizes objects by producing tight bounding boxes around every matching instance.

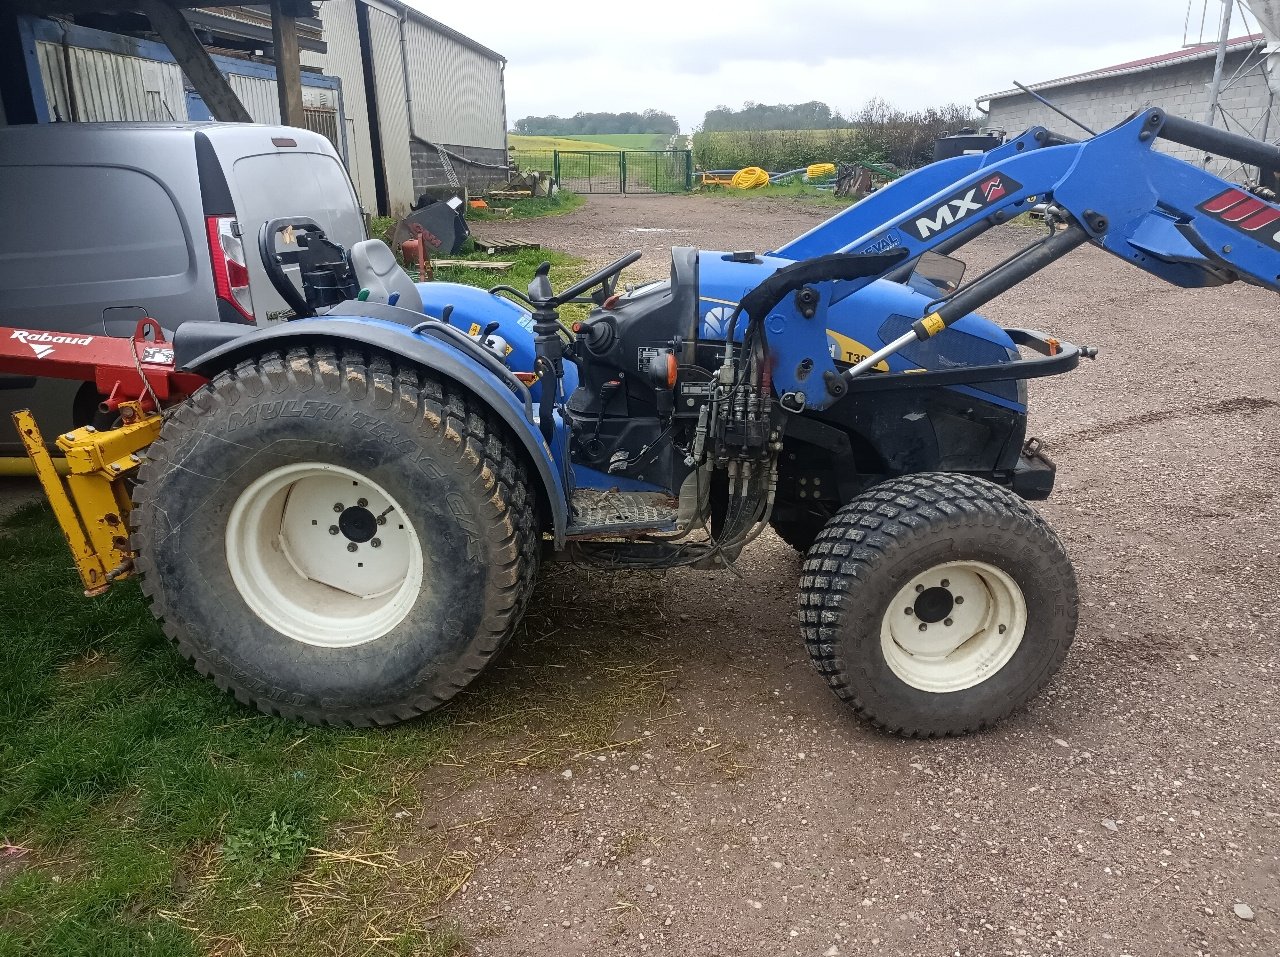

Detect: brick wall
[409,141,509,200]
[984,48,1275,178]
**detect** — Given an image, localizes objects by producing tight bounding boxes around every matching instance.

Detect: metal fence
[511,149,692,194]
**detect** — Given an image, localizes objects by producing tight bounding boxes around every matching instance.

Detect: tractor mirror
[911,251,966,293]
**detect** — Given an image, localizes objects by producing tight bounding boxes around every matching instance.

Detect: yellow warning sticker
[920,313,945,337]
[826,330,889,372]
[467,322,482,336]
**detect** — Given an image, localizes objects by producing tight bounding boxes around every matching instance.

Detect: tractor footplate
[567,490,680,537]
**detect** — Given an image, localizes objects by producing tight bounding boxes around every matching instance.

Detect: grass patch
[698,179,857,207]
[507,134,622,152]
[0,504,461,955]
[470,191,586,221]
[558,133,674,151]
[368,218,589,320]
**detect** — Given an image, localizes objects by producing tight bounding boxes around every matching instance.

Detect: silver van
[0,122,365,453]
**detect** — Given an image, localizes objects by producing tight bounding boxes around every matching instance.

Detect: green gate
[545,150,693,194]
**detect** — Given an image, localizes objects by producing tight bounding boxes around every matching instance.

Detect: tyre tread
[798,472,1076,738]
[130,346,541,727]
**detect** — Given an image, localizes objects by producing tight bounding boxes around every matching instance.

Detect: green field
[507,134,622,152]
[508,133,682,152]
[560,133,675,150]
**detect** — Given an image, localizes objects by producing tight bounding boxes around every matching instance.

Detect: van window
[229,150,365,321]
[0,165,190,290]
[231,152,363,243]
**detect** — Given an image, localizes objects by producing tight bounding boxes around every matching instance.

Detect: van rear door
[202,126,365,323]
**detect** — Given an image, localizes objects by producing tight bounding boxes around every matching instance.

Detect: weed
[221,812,310,884]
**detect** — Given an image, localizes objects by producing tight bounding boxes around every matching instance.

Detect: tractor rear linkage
[2,319,206,595]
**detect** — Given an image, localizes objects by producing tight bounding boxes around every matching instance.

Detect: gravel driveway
[430,194,1280,957]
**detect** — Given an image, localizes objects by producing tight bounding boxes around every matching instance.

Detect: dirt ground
[434,195,1280,957]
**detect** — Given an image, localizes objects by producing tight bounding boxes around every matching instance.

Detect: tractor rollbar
[1157,112,1280,175]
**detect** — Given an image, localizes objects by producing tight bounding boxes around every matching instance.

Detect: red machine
[3,319,206,595]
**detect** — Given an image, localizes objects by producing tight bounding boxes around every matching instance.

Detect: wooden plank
[270,0,305,126]
[137,0,251,123]
[432,260,515,270]
[471,236,540,254]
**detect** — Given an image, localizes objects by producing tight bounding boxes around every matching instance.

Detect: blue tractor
[98,109,1280,736]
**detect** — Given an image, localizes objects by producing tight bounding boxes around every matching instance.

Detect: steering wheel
[550,249,642,306]
[491,250,642,309]
[258,217,331,318]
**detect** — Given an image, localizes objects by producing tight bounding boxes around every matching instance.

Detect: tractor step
[566,489,680,536]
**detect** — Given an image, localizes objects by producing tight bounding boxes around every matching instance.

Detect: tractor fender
[180,316,570,543]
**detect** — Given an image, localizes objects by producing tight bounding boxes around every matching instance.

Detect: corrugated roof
[382,0,505,63]
[978,33,1267,104]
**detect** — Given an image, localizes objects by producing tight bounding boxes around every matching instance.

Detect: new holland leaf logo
[909,173,1022,240]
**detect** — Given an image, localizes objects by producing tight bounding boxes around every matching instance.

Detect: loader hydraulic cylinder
[843,222,1093,382]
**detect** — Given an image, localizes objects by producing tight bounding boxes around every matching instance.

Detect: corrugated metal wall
[314,0,377,213]
[224,73,337,125]
[228,73,281,123]
[403,18,505,150]
[364,1,414,214]
[35,40,187,122]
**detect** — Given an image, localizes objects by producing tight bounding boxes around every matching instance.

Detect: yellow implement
[12,403,161,596]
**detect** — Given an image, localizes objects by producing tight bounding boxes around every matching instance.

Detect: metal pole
[1204,0,1234,131]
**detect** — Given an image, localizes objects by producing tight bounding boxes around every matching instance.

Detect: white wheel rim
[225,463,423,648]
[880,559,1027,693]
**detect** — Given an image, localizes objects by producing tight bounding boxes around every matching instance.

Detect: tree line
[512,111,680,135]
[697,99,984,169]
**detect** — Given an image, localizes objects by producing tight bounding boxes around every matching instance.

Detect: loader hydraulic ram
[9,107,1280,736]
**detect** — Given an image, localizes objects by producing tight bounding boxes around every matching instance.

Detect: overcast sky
[408,0,1256,131]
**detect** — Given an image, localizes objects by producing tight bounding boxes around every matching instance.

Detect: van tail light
[206,215,255,321]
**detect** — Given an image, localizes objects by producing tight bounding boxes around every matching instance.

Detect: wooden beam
[136,0,251,123]
[270,0,305,127]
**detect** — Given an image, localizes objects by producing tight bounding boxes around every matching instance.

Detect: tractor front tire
[130,346,540,726]
[798,472,1077,737]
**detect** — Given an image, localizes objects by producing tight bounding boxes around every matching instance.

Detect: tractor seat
[349,239,423,313]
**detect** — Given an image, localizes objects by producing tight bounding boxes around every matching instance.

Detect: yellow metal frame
[11,403,161,596]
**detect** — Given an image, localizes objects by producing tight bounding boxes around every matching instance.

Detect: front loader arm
[753,108,1280,410]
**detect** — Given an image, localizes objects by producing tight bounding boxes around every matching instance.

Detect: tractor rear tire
[130,346,540,726]
[798,472,1077,737]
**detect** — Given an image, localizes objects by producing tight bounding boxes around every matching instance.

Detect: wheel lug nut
[918,623,927,632]
[377,516,387,526]
[998,624,1006,634]
[333,502,344,513]
[371,538,382,548]
[347,543,358,553]
[940,578,949,588]
[357,498,369,508]
[944,618,953,626]
[915,584,924,593]
[954,596,964,605]
[328,525,339,535]
[904,607,914,616]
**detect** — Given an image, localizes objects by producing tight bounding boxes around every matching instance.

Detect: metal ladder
[436,146,462,192]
